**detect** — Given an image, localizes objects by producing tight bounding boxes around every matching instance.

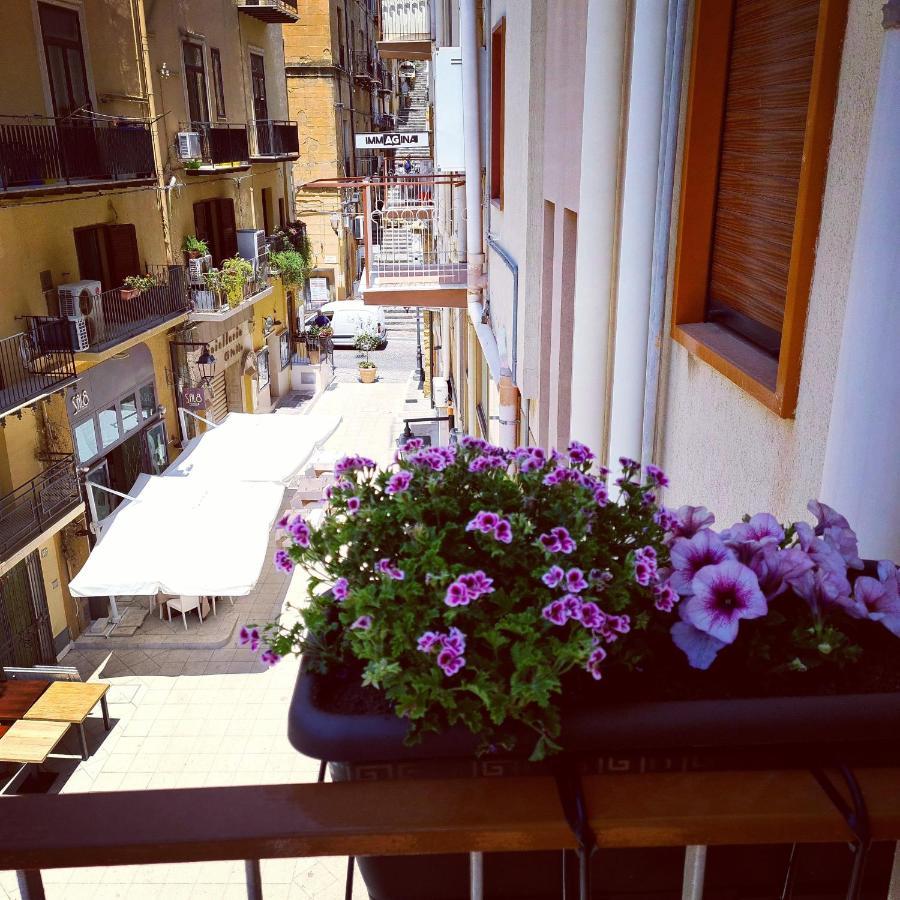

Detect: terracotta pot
[119,288,140,301]
[359,365,377,384]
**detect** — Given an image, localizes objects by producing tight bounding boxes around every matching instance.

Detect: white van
[305,300,388,349]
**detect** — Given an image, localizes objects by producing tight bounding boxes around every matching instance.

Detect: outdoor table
[0,720,69,764]
[0,680,51,720]
[23,682,110,761]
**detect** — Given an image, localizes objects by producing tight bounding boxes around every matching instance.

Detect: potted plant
[355,328,380,383]
[120,274,157,301]
[182,234,209,260]
[184,158,202,171]
[221,256,253,308]
[247,442,900,899]
[270,249,311,289]
[305,323,332,365]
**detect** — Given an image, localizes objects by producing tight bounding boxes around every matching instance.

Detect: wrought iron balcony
[182,122,250,171]
[0,320,76,419]
[249,120,299,161]
[352,51,377,83]
[0,115,155,194]
[378,0,432,59]
[40,265,190,355]
[235,0,298,23]
[1,770,899,898]
[188,259,273,322]
[0,455,82,561]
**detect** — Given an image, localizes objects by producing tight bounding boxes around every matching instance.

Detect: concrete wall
[657,0,884,528]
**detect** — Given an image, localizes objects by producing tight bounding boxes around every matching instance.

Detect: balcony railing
[352,50,376,82]
[250,120,299,160]
[188,259,272,318]
[0,320,76,419]
[183,122,250,169]
[41,265,190,354]
[379,0,432,43]
[1,770,899,898]
[235,0,299,22]
[0,455,81,560]
[0,115,155,193]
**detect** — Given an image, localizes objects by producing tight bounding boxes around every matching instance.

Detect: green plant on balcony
[269,249,310,288]
[184,159,202,170]
[181,234,209,258]
[120,273,158,300]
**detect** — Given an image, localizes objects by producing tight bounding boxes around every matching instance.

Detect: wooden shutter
[707,0,820,346]
[193,200,211,256]
[217,198,237,259]
[104,224,141,289]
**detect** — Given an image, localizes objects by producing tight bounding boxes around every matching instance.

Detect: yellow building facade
[0,0,299,657]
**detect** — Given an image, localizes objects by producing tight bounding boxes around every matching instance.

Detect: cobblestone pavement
[1,375,424,900]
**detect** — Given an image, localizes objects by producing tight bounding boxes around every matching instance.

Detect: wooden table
[0,680,51,720]
[0,720,69,764]
[23,682,110,760]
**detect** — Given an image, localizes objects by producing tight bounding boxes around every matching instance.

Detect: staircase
[396,61,430,162]
[384,306,420,342]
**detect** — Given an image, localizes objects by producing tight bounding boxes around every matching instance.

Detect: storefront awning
[166,413,341,484]
[68,475,284,597]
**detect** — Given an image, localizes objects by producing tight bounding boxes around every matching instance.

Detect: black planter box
[288,663,900,899]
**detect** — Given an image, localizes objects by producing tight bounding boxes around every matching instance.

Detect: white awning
[69,475,285,597]
[166,413,341,484]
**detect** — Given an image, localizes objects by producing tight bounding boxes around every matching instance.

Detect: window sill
[672,322,793,418]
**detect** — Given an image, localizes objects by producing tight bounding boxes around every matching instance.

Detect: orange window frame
[670,0,848,417]
[490,18,505,208]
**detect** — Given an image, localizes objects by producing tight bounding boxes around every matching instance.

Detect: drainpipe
[567,0,628,459]
[607,0,671,469]
[820,1,900,560]
[640,0,688,468]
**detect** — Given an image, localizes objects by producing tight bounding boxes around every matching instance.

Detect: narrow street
[0,359,428,900]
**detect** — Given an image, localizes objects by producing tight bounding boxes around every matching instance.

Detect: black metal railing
[236,0,298,21]
[41,265,190,353]
[0,455,81,560]
[250,120,299,159]
[0,115,155,191]
[379,0,432,42]
[189,259,271,316]
[0,321,76,419]
[185,122,250,167]
[352,50,375,80]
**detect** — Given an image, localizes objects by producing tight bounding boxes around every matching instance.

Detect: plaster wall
[657,0,884,531]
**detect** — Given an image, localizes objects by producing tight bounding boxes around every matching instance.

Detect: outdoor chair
[204,595,234,617]
[166,595,203,630]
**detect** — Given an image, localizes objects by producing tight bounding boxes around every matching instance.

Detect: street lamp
[196,344,216,386]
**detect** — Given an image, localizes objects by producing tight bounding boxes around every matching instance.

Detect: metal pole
[16,870,46,900]
[415,307,425,389]
[469,851,484,900]
[682,845,707,900]
[244,859,263,900]
[888,841,900,899]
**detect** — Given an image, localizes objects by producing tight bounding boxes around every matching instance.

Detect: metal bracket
[554,763,598,900]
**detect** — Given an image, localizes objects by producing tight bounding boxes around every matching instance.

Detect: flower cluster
[538,527,577,554]
[375,558,405,580]
[334,454,376,477]
[408,446,456,471]
[465,511,513,543]
[238,626,281,668]
[444,570,495,608]
[418,627,467,676]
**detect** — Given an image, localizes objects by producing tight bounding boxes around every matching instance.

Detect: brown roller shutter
[707,0,820,349]
[104,224,141,289]
[217,198,237,259]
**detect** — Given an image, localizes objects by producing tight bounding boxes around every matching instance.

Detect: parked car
[305,300,387,349]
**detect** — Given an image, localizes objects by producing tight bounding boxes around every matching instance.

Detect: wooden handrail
[2,770,900,871]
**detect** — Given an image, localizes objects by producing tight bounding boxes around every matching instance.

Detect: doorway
[0,552,55,668]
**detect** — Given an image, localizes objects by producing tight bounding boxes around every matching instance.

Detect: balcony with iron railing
[0,115,155,195]
[307,174,468,308]
[181,122,250,172]
[249,120,300,161]
[352,50,376,83]
[187,257,273,322]
[0,455,82,562]
[378,0,432,59]
[1,770,900,899]
[235,0,299,22]
[38,265,191,355]
[0,320,77,419]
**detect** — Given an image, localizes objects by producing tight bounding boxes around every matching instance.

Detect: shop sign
[70,388,90,415]
[180,385,207,409]
[355,132,430,149]
[195,321,249,376]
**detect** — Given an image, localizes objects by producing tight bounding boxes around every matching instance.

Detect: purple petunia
[680,560,767,644]
[386,471,413,495]
[854,561,900,637]
[259,649,282,667]
[332,577,349,601]
[238,626,260,651]
[748,544,814,601]
[375,558,405,580]
[334,455,377,477]
[671,615,728,670]
[668,529,734,595]
[567,441,595,466]
[644,464,670,488]
[350,615,372,631]
[538,526,576,555]
[808,500,863,570]
[274,549,294,573]
[667,505,715,540]
[346,496,361,514]
[721,513,785,561]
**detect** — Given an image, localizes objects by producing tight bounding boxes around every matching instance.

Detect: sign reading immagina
[354,132,430,149]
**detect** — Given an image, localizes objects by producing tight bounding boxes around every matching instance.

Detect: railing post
[469,851,483,900]
[681,845,707,900]
[364,183,373,289]
[16,870,46,900]
[244,858,263,900]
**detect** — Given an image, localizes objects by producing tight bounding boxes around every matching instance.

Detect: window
[279,331,291,369]
[98,405,122,448]
[39,2,91,117]
[183,41,210,124]
[490,19,505,207]
[261,187,273,236]
[671,0,847,417]
[193,198,237,263]
[257,348,270,390]
[74,223,140,291]
[210,48,226,119]
[337,10,345,68]
[250,52,268,122]
[120,393,139,432]
[74,419,99,463]
[278,197,286,229]
[145,423,168,475]
[139,382,157,420]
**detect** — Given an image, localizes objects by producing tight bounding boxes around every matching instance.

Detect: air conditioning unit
[352,215,365,241]
[57,280,101,318]
[69,317,90,352]
[177,131,202,160]
[237,229,267,274]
